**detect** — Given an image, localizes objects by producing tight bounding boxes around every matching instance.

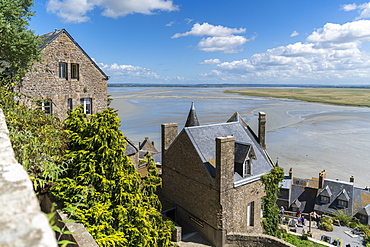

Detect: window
[39,100,52,114]
[320,195,330,203]
[338,200,348,208]
[243,159,252,176]
[71,63,79,80]
[247,201,254,226]
[67,98,73,110]
[59,62,67,79]
[80,98,92,114]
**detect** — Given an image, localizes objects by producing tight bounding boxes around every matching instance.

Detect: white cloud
[46,0,178,23]
[200,19,370,83]
[172,22,246,38]
[197,36,248,53]
[290,30,299,37]
[200,59,221,65]
[165,21,175,27]
[342,2,370,20]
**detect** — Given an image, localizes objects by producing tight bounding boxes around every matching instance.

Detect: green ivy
[261,166,284,237]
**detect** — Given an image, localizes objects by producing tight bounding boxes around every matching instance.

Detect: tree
[261,166,284,237]
[51,107,174,247]
[0,0,41,81]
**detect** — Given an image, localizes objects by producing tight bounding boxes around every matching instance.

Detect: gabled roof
[139,137,158,153]
[234,142,256,165]
[319,185,332,197]
[337,189,350,201]
[185,102,200,127]
[40,29,109,80]
[124,137,138,156]
[184,120,273,184]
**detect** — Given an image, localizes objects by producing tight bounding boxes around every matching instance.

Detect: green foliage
[51,107,174,247]
[0,87,68,191]
[261,166,284,237]
[0,0,42,78]
[320,222,334,232]
[332,209,351,226]
[282,233,327,247]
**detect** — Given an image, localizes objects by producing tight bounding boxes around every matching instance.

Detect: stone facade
[0,109,57,247]
[161,110,273,247]
[16,29,108,120]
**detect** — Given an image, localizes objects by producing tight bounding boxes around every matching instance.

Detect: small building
[138,137,158,159]
[124,137,139,169]
[160,104,274,247]
[16,29,108,120]
[281,169,370,224]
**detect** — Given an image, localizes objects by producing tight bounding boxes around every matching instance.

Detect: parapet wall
[227,233,296,247]
[0,108,57,247]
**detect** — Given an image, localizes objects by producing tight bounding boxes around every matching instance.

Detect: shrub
[348,221,358,229]
[320,222,334,232]
[321,216,333,225]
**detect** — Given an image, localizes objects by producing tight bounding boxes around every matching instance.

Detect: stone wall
[17,30,108,120]
[226,233,295,247]
[0,109,57,247]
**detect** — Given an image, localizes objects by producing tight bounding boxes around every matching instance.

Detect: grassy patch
[282,233,328,247]
[224,88,370,107]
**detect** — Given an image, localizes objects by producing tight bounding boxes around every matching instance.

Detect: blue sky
[30,0,370,85]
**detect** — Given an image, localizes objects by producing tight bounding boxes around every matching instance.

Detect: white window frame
[247,201,254,226]
[40,100,52,114]
[338,200,348,208]
[243,159,252,177]
[320,195,330,203]
[80,98,92,114]
[59,62,67,79]
[67,98,73,110]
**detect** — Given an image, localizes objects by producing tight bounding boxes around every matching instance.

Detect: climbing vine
[261,166,284,237]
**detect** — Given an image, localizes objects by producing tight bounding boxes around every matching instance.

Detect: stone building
[279,169,370,225]
[160,104,274,247]
[15,29,108,120]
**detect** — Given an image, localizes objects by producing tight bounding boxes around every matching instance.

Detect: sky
[29,0,370,85]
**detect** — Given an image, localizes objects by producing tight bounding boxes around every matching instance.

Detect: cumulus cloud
[172,22,248,53]
[171,22,246,38]
[200,59,221,64]
[197,36,248,53]
[201,19,370,83]
[46,0,178,23]
[342,2,370,20]
[290,30,299,37]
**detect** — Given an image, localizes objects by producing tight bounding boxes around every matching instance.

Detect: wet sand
[109,87,370,188]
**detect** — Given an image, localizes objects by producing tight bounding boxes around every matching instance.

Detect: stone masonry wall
[17,31,108,120]
[0,109,57,247]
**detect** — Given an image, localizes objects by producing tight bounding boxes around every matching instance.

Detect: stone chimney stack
[161,123,178,154]
[258,112,266,149]
[289,168,293,179]
[350,175,354,183]
[319,170,326,189]
[216,136,235,193]
[152,141,155,146]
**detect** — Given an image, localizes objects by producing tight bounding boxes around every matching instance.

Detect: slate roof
[139,137,158,153]
[184,119,273,185]
[124,137,138,156]
[319,185,333,197]
[185,102,200,127]
[337,189,350,201]
[40,29,109,80]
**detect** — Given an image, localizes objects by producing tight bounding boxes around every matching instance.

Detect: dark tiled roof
[337,189,350,201]
[139,137,158,153]
[319,185,333,197]
[185,120,273,184]
[40,29,108,80]
[184,102,200,127]
[124,137,138,156]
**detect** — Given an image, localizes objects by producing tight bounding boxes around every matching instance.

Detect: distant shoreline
[108,83,370,89]
[224,88,370,107]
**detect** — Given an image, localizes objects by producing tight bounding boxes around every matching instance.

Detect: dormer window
[234,142,257,178]
[318,185,332,204]
[336,189,350,208]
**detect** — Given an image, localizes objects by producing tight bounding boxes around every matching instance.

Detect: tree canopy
[51,107,174,247]
[0,0,41,78]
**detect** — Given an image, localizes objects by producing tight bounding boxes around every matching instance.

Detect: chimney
[350,176,354,183]
[145,137,149,140]
[289,167,293,179]
[258,112,266,149]
[161,123,178,154]
[319,170,326,189]
[216,136,235,193]
[152,141,155,146]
